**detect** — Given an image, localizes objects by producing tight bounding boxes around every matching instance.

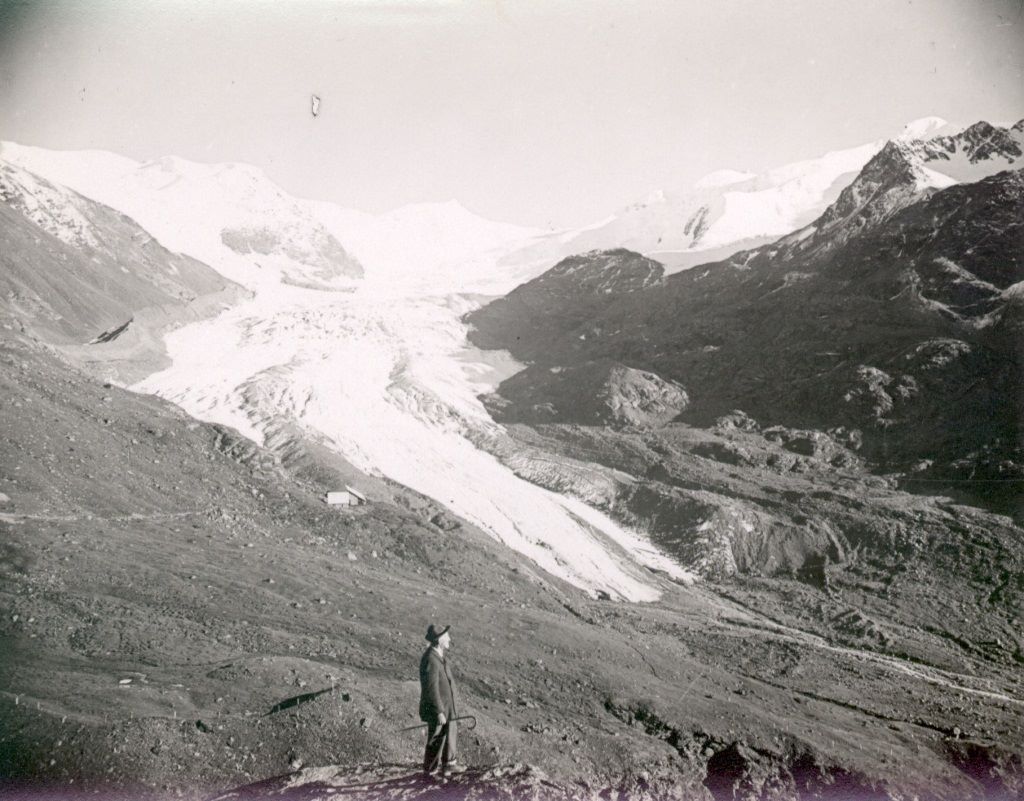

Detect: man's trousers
[423,719,457,774]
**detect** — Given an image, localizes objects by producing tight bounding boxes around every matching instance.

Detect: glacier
[0,141,691,601]
[8,114,1004,602]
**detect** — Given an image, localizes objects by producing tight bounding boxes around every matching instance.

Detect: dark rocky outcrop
[483,359,688,429]
[467,249,663,356]
[468,167,1024,514]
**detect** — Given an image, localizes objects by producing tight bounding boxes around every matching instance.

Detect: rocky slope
[468,144,1024,515]
[483,359,689,429]
[3,332,1023,801]
[0,160,248,382]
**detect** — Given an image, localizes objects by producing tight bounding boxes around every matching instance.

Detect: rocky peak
[781,119,1023,261]
[959,120,1022,159]
[0,160,102,250]
[539,249,664,294]
[811,140,923,242]
[904,119,1023,168]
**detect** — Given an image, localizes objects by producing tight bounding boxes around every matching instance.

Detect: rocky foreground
[2,329,1022,800]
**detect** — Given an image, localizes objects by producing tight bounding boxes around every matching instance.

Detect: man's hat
[425,624,450,643]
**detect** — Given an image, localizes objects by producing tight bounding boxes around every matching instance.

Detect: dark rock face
[943,740,1024,800]
[683,204,711,245]
[467,249,663,355]
[483,359,688,429]
[468,169,1024,513]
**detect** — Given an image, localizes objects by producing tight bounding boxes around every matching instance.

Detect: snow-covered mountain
[505,117,1023,274]
[10,116,1017,295]
[0,142,543,294]
[0,144,365,290]
[310,198,543,293]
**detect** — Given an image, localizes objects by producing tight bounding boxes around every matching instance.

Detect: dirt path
[0,507,216,525]
[703,587,1024,706]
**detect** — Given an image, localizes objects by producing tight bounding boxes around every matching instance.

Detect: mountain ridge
[0,160,248,382]
[9,116,1018,295]
[499,118,1024,277]
[0,141,541,293]
[467,123,1024,516]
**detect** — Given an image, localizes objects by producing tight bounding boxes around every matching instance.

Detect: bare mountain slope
[0,161,247,382]
[468,153,1024,513]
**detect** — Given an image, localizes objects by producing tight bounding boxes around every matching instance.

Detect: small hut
[325,485,368,507]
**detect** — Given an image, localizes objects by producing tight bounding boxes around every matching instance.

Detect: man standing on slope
[419,624,463,777]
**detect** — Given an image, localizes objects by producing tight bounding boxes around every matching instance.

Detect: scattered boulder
[713,410,760,433]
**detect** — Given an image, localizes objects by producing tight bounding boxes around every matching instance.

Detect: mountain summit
[504,118,1023,275]
[0,142,540,293]
[468,120,1024,514]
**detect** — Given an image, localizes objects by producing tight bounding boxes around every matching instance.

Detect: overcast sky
[1,0,1022,228]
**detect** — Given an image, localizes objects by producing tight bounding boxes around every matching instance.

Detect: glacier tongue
[1,140,689,600]
[134,279,681,601]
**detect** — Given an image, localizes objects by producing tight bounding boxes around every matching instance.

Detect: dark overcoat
[419,647,456,723]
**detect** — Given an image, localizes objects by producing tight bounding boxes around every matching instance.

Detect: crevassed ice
[137,281,687,601]
[4,141,693,601]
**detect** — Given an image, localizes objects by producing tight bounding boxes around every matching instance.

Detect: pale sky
[1,0,1022,228]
